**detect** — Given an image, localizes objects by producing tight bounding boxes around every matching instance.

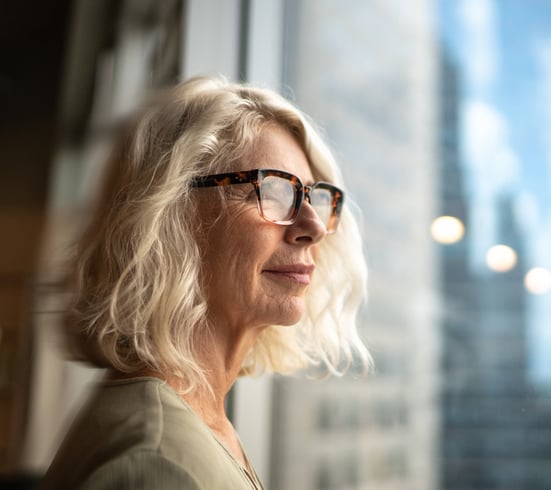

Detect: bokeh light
[486,244,517,272]
[430,216,465,244]
[524,267,551,294]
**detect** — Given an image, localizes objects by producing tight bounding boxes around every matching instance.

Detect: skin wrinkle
[50,79,370,490]
[200,125,324,331]
[179,124,326,467]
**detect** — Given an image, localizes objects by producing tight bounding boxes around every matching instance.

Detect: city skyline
[439,0,551,385]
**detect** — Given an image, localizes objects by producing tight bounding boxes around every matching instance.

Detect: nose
[285,199,327,244]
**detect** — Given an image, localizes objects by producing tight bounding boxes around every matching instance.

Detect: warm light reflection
[430,216,465,244]
[525,267,551,294]
[486,244,517,272]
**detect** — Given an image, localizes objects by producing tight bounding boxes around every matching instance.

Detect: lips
[262,264,315,285]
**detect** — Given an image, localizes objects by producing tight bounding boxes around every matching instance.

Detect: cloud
[457,0,499,90]
[462,99,520,196]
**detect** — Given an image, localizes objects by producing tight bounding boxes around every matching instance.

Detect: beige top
[41,377,264,490]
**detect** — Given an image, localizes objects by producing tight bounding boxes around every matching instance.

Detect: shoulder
[80,451,201,490]
[43,378,253,490]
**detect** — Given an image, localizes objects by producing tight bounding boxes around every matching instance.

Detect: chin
[256,295,306,327]
[275,303,305,326]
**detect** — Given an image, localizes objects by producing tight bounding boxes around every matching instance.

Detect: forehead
[240,124,314,183]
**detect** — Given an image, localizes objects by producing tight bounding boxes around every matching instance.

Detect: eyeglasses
[190,168,344,234]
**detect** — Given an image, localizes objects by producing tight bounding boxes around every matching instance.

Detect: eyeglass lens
[258,176,335,230]
[258,175,297,222]
[309,187,333,227]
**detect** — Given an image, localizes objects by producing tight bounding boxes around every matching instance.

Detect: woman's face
[197,124,327,335]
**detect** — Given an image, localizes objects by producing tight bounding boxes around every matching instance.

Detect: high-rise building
[441,195,551,490]
[271,1,440,489]
[438,46,551,490]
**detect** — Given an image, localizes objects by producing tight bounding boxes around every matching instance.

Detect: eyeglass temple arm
[191,170,258,188]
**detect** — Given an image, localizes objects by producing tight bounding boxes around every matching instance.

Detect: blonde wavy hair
[65,76,370,391]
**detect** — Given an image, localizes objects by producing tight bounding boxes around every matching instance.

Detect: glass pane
[270,1,551,489]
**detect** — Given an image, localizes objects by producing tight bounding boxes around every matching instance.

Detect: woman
[42,76,370,489]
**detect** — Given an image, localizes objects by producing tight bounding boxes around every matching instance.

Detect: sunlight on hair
[430,215,465,244]
[524,267,551,294]
[486,244,517,272]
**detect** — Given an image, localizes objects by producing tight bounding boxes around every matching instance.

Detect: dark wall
[0,0,72,478]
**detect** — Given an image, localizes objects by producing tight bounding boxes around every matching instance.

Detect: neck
[181,322,265,470]
[186,323,261,417]
[111,320,266,469]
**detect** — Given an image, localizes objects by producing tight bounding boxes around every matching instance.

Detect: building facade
[271,1,441,489]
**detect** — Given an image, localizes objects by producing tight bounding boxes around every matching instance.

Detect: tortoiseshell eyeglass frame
[190,168,344,234]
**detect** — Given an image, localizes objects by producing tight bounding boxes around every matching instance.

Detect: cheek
[212,203,277,259]
[202,226,258,282]
[200,199,284,285]
[202,235,268,317]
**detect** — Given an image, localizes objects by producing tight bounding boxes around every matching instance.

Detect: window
[22,2,551,489]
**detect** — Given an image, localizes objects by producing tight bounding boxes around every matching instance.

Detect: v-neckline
[158,379,265,489]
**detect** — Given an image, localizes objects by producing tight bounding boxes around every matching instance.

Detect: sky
[438,0,551,384]
[439,0,551,251]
